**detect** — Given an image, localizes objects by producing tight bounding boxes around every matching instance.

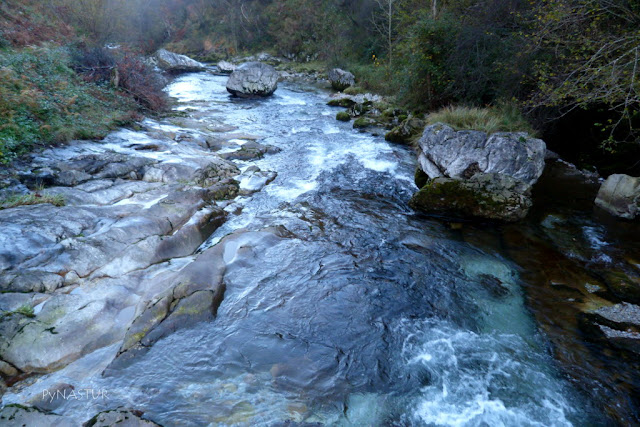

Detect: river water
[5,72,617,425]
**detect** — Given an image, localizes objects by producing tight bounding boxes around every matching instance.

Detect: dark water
[5,73,618,425]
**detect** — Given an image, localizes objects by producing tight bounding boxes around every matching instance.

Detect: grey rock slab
[0,405,75,427]
[84,408,161,427]
[595,174,640,219]
[154,49,205,73]
[239,168,277,195]
[107,229,287,370]
[0,287,137,373]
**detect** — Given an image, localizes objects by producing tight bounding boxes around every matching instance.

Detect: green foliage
[527,0,640,142]
[394,13,460,108]
[0,47,138,161]
[426,104,535,135]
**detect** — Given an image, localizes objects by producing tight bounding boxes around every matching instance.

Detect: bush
[115,52,168,112]
[426,104,535,135]
[71,46,117,83]
[71,46,168,112]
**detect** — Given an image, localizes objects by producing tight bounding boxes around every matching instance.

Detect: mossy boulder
[409,173,532,222]
[328,68,355,91]
[385,117,425,144]
[336,111,351,122]
[353,117,377,129]
[328,98,356,108]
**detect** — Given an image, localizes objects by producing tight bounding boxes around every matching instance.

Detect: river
[4,71,630,425]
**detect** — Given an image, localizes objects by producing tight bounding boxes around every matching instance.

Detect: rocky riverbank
[0,62,285,424]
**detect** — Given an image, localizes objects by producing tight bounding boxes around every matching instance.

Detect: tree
[371,0,402,67]
[528,0,640,143]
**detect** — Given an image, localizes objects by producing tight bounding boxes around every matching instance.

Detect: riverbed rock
[219,141,277,161]
[239,167,277,195]
[581,303,640,354]
[328,68,355,91]
[217,60,236,74]
[107,229,286,371]
[0,405,75,427]
[226,62,279,97]
[410,173,532,222]
[594,174,640,219]
[154,49,205,73]
[84,408,161,427]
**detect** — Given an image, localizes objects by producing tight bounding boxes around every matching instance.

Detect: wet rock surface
[0,73,281,396]
[410,173,533,221]
[84,408,161,427]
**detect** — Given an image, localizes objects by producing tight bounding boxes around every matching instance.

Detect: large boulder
[416,123,546,187]
[328,68,355,91]
[411,123,546,221]
[594,174,640,219]
[154,49,205,73]
[226,62,279,97]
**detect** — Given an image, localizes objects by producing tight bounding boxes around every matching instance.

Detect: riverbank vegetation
[0,0,166,163]
[1,0,638,173]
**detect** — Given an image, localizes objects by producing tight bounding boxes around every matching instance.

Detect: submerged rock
[409,173,532,222]
[328,68,355,91]
[411,123,546,221]
[594,174,640,219]
[226,62,279,97]
[154,49,205,73]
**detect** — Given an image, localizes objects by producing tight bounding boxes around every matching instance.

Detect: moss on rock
[409,174,532,222]
[336,111,351,122]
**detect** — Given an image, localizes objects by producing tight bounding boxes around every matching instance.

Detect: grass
[1,304,35,318]
[426,104,536,135]
[0,191,65,209]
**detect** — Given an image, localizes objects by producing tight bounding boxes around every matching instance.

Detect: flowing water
[4,73,616,425]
